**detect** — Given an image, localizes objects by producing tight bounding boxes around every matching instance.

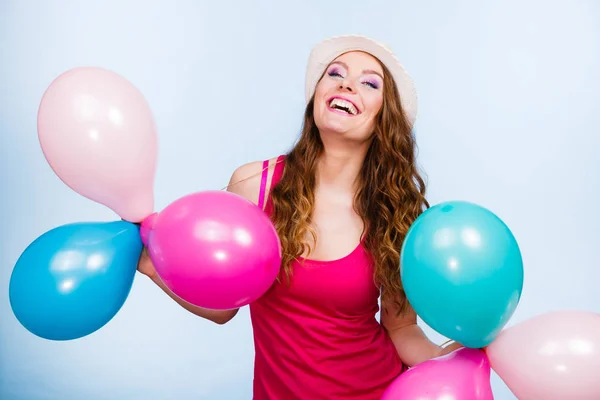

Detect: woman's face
[313,51,385,142]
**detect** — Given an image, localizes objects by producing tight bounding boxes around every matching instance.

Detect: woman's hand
[438,340,464,357]
[137,247,157,280]
[137,246,239,324]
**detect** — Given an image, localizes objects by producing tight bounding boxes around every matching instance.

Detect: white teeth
[329,98,358,115]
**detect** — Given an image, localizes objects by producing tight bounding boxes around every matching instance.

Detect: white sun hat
[305,34,418,127]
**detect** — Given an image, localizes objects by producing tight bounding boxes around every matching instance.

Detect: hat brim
[305,35,418,127]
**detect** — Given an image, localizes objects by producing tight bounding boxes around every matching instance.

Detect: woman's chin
[318,122,351,136]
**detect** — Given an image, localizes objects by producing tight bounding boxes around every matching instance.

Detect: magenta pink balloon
[486,310,600,400]
[142,191,282,310]
[38,67,157,222]
[381,348,494,400]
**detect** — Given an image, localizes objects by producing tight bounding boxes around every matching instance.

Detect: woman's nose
[339,79,356,93]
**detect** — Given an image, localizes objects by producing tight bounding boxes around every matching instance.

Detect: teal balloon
[9,221,142,340]
[400,201,524,348]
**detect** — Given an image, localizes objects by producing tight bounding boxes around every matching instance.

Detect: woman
[138,35,462,399]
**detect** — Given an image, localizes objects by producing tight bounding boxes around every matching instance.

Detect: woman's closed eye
[327,67,344,78]
[326,66,381,89]
[361,78,381,90]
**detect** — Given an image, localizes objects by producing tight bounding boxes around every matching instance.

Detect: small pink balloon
[486,310,600,400]
[381,348,494,400]
[38,67,157,222]
[144,190,282,310]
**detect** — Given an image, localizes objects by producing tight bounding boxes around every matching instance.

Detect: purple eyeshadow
[363,79,380,89]
[328,67,342,77]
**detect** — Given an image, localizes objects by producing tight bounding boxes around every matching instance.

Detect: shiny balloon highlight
[37,67,158,222]
[486,310,600,400]
[141,190,282,310]
[401,201,524,348]
[381,348,494,400]
[9,221,142,340]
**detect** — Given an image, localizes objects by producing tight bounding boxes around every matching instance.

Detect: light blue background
[1,0,598,399]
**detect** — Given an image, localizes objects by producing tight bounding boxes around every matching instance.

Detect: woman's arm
[380,300,463,366]
[137,248,239,324]
[137,160,267,324]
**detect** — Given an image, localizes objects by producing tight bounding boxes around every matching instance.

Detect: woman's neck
[315,146,368,193]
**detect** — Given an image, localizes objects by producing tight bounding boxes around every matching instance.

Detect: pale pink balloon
[38,67,157,222]
[381,348,494,400]
[486,310,600,400]
[142,190,282,310]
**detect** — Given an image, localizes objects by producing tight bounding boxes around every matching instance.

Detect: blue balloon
[9,221,142,340]
[400,201,524,348]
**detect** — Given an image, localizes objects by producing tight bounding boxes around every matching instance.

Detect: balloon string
[440,339,454,348]
[219,159,285,191]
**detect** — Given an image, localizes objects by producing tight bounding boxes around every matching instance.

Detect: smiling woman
[137,34,453,399]
[313,52,385,138]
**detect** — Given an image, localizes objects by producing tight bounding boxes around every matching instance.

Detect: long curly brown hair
[270,62,429,315]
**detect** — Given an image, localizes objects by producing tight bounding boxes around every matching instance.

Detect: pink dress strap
[257,160,270,210]
[272,155,285,183]
[264,155,285,216]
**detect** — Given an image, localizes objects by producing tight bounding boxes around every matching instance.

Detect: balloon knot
[140,212,158,246]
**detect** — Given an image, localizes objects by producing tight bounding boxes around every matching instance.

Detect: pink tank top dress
[249,155,404,399]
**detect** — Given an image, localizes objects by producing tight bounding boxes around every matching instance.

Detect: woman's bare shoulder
[226,157,281,206]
